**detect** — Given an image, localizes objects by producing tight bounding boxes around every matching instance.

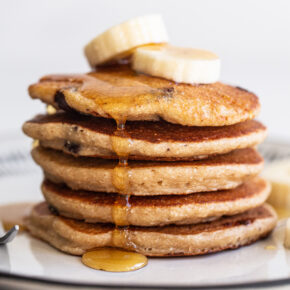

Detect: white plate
[1,132,290,289]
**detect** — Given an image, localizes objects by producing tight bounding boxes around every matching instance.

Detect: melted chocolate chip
[54,91,77,113]
[159,87,174,100]
[48,205,59,216]
[164,87,174,94]
[238,219,252,226]
[64,140,80,154]
[235,86,250,93]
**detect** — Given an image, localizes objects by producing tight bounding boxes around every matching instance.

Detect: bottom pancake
[25,202,277,257]
[42,177,270,226]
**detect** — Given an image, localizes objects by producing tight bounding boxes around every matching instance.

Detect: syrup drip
[112,195,131,226]
[111,119,131,226]
[82,248,147,272]
[110,118,138,250]
[0,202,34,232]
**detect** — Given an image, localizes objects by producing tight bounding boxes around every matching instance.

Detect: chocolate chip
[64,140,80,154]
[235,86,250,93]
[48,205,59,216]
[164,87,174,93]
[159,87,174,100]
[54,91,77,113]
[238,219,252,226]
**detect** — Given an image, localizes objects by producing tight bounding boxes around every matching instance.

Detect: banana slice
[262,159,290,210]
[132,44,220,84]
[46,105,57,115]
[284,218,290,248]
[84,14,168,67]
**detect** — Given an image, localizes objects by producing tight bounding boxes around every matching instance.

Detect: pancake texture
[28,65,260,126]
[25,202,277,256]
[23,113,267,160]
[32,146,264,195]
[42,177,270,226]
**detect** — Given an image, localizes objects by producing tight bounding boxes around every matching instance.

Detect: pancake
[42,177,270,226]
[32,146,264,195]
[23,112,267,160]
[25,202,277,256]
[28,65,260,126]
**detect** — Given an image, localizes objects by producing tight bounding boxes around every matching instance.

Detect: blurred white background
[1,0,289,139]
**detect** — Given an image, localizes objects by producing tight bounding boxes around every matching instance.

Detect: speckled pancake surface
[32,146,264,195]
[28,65,260,126]
[42,177,270,226]
[23,113,267,160]
[25,202,277,256]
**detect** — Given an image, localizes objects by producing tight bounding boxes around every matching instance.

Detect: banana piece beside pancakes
[263,159,290,210]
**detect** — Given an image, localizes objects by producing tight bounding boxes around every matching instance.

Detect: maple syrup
[110,119,132,226]
[0,202,34,232]
[82,248,147,272]
[112,194,131,226]
[42,67,166,126]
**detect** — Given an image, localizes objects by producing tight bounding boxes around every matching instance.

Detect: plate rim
[1,270,290,289]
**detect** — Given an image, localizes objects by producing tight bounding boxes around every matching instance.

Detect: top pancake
[28,65,260,126]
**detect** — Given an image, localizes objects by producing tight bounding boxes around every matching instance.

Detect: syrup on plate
[82,248,147,272]
[0,202,35,232]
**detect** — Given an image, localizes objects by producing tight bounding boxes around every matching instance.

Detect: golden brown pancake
[42,177,270,226]
[23,112,267,160]
[32,146,264,195]
[28,65,260,126]
[25,202,277,256]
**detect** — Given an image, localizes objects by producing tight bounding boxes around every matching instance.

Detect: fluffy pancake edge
[25,203,277,256]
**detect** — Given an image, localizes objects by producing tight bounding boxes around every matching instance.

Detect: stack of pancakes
[23,65,277,256]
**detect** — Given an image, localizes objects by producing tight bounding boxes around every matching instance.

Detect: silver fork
[0,225,19,245]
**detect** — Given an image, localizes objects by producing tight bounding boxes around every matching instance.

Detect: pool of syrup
[0,202,35,232]
[82,248,147,272]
